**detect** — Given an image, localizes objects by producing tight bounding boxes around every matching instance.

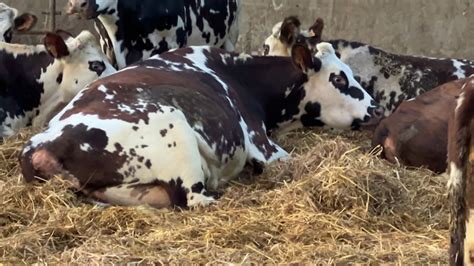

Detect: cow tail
[448,80,474,266]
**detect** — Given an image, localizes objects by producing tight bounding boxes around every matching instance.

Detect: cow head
[0,3,37,42]
[263,16,323,56]
[41,30,116,121]
[291,42,383,130]
[66,0,117,19]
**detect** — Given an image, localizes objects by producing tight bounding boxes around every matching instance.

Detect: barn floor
[0,128,448,264]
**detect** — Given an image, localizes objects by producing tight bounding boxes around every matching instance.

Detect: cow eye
[332,74,347,86]
[89,60,106,75]
[263,44,270,56]
[3,28,12,42]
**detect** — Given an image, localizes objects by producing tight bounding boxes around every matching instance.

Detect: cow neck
[97,14,122,67]
[31,57,67,127]
[329,39,474,85]
[0,44,54,106]
[223,55,308,131]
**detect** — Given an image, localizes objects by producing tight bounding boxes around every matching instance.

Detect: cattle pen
[1,0,473,264]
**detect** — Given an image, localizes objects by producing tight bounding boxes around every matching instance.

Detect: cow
[263,16,474,116]
[19,42,384,208]
[66,0,241,69]
[0,30,116,137]
[448,76,474,265]
[371,77,473,173]
[0,2,37,42]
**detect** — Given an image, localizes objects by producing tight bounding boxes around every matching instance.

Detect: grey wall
[10,0,94,44]
[238,0,474,58]
[6,0,474,59]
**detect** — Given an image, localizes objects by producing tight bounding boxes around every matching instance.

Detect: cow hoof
[82,197,111,208]
[188,193,217,207]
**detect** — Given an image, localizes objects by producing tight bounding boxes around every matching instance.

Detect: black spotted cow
[263,16,474,115]
[20,42,383,208]
[66,0,241,69]
[447,76,474,265]
[0,2,37,42]
[0,30,116,137]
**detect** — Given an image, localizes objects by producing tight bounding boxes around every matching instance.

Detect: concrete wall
[6,0,474,59]
[11,0,94,44]
[238,0,474,59]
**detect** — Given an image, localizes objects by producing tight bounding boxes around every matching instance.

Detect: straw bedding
[0,128,448,264]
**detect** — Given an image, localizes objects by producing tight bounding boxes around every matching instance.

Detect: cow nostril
[374,107,385,117]
[80,2,87,8]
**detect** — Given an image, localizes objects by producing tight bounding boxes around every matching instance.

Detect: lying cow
[0,30,116,137]
[20,42,383,208]
[371,77,472,173]
[263,16,474,115]
[66,0,241,69]
[0,2,37,42]
[448,76,474,265]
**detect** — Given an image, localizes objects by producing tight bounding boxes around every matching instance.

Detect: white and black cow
[447,76,474,266]
[20,42,383,208]
[0,2,37,42]
[0,30,116,137]
[263,16,474,115]
[66,0,241,69]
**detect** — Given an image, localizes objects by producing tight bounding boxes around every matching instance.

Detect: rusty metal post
[49,0,56,30]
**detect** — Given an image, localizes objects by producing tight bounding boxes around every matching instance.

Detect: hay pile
[1,128,448,264]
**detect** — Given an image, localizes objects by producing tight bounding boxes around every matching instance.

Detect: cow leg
[143,111,217,207]
[223,9,240,52]
[88,184,172,208]
[466,211,474,264]
[223,39,235,52]
[465,149,474,264]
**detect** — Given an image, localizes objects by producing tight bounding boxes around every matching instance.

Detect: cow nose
[66,0,88,14]
[373,106,385,118]
[359,105,385,130]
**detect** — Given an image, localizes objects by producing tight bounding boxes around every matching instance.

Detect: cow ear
[308,17,324,43]
[279,16,301,45]
[55,29,74,41]
[14,13,37,32]
[291,44,314,73]
[44,32,70,59]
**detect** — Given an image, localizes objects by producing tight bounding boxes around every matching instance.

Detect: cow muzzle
[360,106,385,130]
[66,0,96,19]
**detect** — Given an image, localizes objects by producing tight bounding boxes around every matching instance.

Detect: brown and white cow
[0,30,116,137]
[0,2,37,42]
[19,42,383,208]
[263,16,474,116]
[66,0,241,69]
[371,77,472,173]
[448,76,474,265]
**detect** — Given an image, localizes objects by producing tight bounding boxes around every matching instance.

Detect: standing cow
[20,42,383,208]
[0,30,116,137]
[263,16,474,115]
[66,0,241,69]
[448,76,474,266]
[0,2,37,42]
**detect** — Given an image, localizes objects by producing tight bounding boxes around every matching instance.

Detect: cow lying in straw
[372,77,471,173]
[20,43,383,208]
[263,16,474,115]
[0,30,116,137]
